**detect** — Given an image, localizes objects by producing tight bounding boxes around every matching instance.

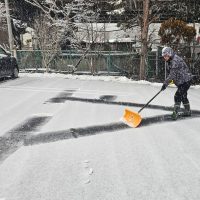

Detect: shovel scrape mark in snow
[99,95,117,101]
[7,116,51,134]
[62,96,200,115]
[0,116,51,163]
[140,112,200,127]
[24,122,130,146]
[24,113,200,146]
[45,91,74,103]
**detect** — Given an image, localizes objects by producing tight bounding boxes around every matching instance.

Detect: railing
[15,49,200,83]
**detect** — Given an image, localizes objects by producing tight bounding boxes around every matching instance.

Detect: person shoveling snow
[160,46,193,120]
[123,46,193,128]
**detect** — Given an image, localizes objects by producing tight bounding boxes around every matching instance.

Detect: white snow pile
[19,72,200,89]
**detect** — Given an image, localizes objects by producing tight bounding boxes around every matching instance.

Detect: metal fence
[16,50,161,78]
[16,49,200,83]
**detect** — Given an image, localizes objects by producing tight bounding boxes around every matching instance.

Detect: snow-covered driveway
[0,74,200,200]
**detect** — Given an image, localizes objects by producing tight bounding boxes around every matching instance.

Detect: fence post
[106,52,111,74]
[164,61,167,80]
[156,48,158,77]
[13,45,17,59]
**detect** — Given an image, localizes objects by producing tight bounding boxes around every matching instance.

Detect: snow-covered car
[0,46,19,79]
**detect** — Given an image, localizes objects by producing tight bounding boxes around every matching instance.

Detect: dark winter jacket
[164,53,192,86]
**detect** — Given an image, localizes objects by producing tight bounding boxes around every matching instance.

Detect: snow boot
[171,103,180,120]
[183,103,191,117]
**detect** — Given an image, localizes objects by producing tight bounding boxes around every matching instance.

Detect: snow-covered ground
[0,73,200,200]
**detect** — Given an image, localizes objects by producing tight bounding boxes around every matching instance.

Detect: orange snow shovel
[123,90,162,128]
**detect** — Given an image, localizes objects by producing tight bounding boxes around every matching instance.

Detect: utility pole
[139,0,150,80]
[5,0,13,51]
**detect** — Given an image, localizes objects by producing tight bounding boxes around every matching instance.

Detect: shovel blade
[123,108,142,128]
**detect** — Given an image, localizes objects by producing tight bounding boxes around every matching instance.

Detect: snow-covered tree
[9,0,37,25]
[161,0,200,23]
[32,15,68,72]
[25,0,101,47]
[0,2,5,19]
[105,0,166,80]
[0,2,9,47]
[103,0,199,80]
[0,2,6,30]
[24,0,100,72]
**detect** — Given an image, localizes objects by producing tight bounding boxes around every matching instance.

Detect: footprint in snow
[82,160,94,184]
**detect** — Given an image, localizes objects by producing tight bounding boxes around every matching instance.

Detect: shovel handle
[138,90,162,113]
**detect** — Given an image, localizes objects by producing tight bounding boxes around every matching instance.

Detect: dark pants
[174,81,191,105]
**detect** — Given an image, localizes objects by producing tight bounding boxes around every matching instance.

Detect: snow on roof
[75,23,161,44]
[76,23,121,32]
[109,38,135,43]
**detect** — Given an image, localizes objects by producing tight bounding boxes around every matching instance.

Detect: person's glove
[169,80,174,85]
[161,84,167,91]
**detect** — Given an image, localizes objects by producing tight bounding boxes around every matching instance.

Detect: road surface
[0,74,200,200]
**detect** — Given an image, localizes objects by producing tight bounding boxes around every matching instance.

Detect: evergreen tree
[159,18,196,48]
